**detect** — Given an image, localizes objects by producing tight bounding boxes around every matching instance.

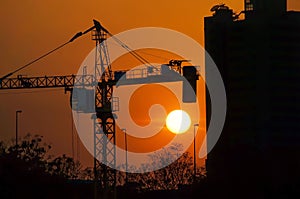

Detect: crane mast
[0,20,200,195]
[92,21,117,190]
[0,20,119,191]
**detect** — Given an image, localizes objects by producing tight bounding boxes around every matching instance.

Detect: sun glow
[166,110,191,134]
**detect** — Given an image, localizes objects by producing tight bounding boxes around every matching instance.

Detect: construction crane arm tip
[69,32,83,42]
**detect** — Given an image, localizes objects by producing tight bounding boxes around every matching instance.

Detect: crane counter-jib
[0,75,94,90]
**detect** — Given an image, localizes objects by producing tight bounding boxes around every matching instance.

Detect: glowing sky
[0,0,299,167]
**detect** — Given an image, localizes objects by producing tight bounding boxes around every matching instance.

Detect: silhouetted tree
[0,134,99,198]
[0,134,207,198]
[116,143,206,191]
[79,166,94,180]
[0,134,61,198]
[0,134,51,176]
[47,154,82,179]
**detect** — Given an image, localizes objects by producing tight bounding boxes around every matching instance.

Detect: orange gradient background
[0,0,299,167]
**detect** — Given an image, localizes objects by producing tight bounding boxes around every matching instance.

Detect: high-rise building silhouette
[205,0,300,196]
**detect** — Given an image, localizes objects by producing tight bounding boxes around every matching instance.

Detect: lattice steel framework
[0,19,200,194]
[0,75,93,90]
[92,27,117,190]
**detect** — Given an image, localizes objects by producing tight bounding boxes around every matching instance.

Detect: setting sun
[166,110,191,134]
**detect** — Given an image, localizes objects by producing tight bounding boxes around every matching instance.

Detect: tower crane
[0,19,199,191]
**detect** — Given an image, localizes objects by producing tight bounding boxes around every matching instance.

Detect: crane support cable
[0,30,91,81]
[111,33,157,68]
[104,29,158,70]
[0,19,158,82]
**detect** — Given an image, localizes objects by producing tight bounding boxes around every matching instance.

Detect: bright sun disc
[166,110,191,134]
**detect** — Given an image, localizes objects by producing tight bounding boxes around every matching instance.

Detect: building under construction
[205,0,300,197]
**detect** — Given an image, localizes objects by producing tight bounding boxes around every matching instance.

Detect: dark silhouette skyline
[1,0,300,198]
[205,0,300,197]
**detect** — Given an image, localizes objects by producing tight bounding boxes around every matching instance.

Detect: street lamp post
[16,110,22,146]
[121,128,128,184]
[193,123,199,182]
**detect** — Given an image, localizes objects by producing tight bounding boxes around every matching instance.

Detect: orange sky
[0,0,299,167]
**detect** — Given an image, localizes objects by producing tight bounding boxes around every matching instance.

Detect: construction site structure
[0,20,199,193]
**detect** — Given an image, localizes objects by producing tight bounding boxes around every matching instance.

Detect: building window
[246,3,254,11]
[245,0,254,11]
